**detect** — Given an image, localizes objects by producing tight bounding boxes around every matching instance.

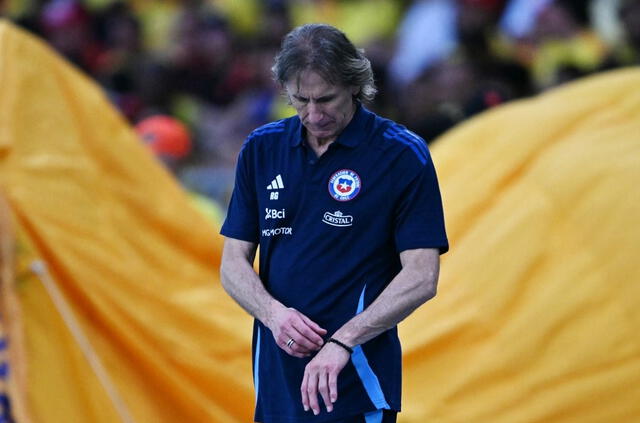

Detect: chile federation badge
[328,169,361,201]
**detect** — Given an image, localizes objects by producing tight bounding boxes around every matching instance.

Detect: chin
[311,128,335,137]
[316,134,337,142]
[311,131,330,138]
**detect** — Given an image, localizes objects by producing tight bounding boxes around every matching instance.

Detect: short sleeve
[394,153,449,254]
[220,142,260,242]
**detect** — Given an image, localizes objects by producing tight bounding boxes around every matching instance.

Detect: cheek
[295,107,308,119]
[339,102,352,118]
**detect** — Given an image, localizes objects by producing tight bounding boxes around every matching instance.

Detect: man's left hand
[300,342,351,415]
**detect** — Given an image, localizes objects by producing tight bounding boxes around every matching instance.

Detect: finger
[292,318,325,347]
[318,371,333,413]
[290,327,322,352]
[300,370,310,412]
[280,336,307,358]
[288,350,307,358]
[275,310,320,350]
[306,371,320,415]
[300,313,328,336]
[328,369,338,405]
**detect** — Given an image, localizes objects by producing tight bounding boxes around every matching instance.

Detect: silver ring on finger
[286,338,295,348]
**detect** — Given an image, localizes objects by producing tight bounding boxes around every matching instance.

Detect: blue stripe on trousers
[364,409,384,423]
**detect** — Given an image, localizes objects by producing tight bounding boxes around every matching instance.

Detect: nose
[307,102,323,124]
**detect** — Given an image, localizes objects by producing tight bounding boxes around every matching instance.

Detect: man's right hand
[266,304,327,358]
[220,238,326,358]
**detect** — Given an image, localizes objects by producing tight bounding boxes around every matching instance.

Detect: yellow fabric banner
[1,17,639,423]
[0,20,254,423]
[401,67,640,422]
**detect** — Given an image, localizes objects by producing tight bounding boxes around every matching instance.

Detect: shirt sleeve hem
[219,227,259,244]
[396,239,449,255]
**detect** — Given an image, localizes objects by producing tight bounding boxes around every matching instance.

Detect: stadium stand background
[2,0,639,217]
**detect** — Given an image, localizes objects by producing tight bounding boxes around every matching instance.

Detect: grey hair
[272,24,377,102]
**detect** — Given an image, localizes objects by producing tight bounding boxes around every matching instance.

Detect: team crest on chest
[328,169,361,201]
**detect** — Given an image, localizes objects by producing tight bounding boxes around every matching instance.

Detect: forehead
[284,70,341,97]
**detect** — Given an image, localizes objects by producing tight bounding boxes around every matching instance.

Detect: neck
[307,135,334,158]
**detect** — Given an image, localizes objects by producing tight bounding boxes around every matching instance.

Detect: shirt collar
[290,102,369,148]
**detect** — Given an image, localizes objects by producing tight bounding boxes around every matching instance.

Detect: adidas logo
[267,175,284,200]
[267,174,284,190]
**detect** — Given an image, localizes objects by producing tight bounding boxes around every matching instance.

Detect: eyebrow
[293,94,336,103]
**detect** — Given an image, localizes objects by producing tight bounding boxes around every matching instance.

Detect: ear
[351,86,360,97]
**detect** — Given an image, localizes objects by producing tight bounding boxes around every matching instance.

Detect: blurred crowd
[2,0,639,212]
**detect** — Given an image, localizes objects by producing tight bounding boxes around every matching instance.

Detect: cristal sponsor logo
[322,211,353,227]
[265,208,286,220]
[261,227,292,237]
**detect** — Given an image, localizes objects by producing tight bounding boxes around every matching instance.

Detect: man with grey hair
[220,24,448,423]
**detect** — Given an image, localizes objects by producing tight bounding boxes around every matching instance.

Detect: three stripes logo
[267,174,284,200]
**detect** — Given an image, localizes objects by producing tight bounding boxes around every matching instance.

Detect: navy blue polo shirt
[221,104,448,423]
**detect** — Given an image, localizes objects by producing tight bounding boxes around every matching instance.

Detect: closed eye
[293,95,309,104]
[315,95,335,103]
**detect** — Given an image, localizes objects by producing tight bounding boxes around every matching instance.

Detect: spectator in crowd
[136,114,225,227]
[39,0,100,73]
[93,1,145,120]
[609,0,640,65]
